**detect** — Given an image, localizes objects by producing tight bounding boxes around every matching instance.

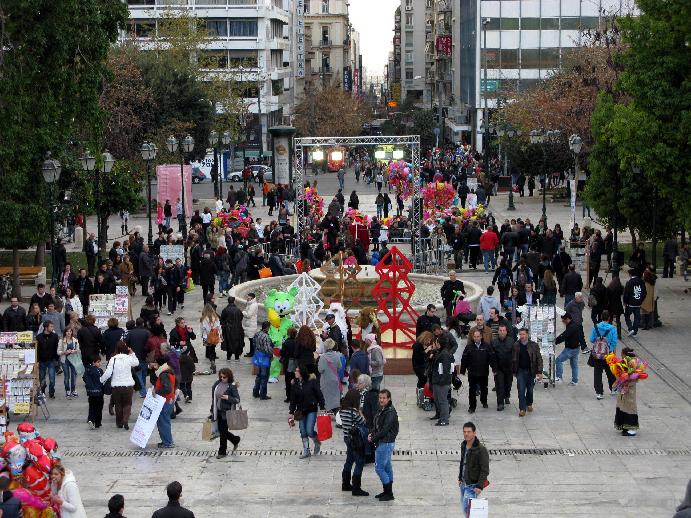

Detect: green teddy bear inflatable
[264,287,298,382]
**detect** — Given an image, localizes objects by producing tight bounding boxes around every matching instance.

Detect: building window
[405,0,412,9]
[321,26,330,44]
[580,17,600,29]
[405,13,413,26]
[481,49,499,68]
[521,49,540,68]
[406,68,414,80]
[484,18,500,30]
[405,50,413,63]
[200,50,228,69]
[128,19,155,38]
[541,18,559,30]
[405,31,414,47]
[521,18,540,30]
[541,48,560,68]
[500,18,519,30]
[272,79,283,95]
[321,0,329,13]
[229,51,258,68]
[500,49,519,68]
[322,53,331,71]
[229,20,258,37]
[560,17,581,30]
[207,19,228,37]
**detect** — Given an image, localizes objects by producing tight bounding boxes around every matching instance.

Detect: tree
[294,79,370,137]
[382,109,436,148]
[0,0,127,292]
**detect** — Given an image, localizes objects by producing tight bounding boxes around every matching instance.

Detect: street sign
[481,79,499,92]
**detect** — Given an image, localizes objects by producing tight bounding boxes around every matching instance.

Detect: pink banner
[156,164,193,216]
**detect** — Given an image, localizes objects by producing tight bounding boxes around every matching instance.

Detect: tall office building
[125,0,299,158]
[459,0,636,151]
[400,0,432,107]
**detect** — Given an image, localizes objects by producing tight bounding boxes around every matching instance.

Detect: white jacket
[201,316,222,342]
[53,470,87,518]
[242,300,258,337]
[58,338,80,359]
[100,352,139,387]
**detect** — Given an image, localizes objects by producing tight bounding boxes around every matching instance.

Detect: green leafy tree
[0,0,127,292]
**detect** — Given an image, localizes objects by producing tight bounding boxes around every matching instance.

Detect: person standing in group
[163,260,181,316]
[220,296,245,361]
[460,329,494,414]
[242,293,258,358]
[441,272,465,318]
[339,389,369,496]
[289,365,325,459]
[125,318,151,398]
[175,198,184,232]
[365,334,385,391]
[49,462,87,518]
[83,357,104,429]
[152,357,177,449]
[561,264,583,305]
[58,327,80,399]
[588,310,618,400]
[564,292,587,353]
[375,170,384,192]
[430,339,454,426]
[163,200,172,230]
[318,338,345,414]
[623,268,646,337]
[37,321,60,399]
[252,321,273,400]
[512,328,543,416]
[200,304,222,374]
[491,322,514,411]
[151,481,195,518]
[369,389,399,502]
[457,421,490,515]
[211,368,241,458]
[100,342,139,430]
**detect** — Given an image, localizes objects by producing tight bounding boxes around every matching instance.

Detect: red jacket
[479,230,499,251]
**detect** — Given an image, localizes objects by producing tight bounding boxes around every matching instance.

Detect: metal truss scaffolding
[293,135,422,269]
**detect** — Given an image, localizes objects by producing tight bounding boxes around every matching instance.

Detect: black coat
[372,403,399,444]
[102,327,125,359]
[441,279,465,304]
[220,303,244,354]
[125,326,151,362]
[199,257,217,285]
[289,376,325,414]
[36,331,59,362]
[139,252,153,278]
[416,314,441,337]
[77,324,103,363]
[491,335,514,372]
[561,271,583,296]
[151,501,195,518]
[460,341,495,377]
[3,306,27,332]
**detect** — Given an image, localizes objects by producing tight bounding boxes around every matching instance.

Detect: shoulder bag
[227,405,248,430]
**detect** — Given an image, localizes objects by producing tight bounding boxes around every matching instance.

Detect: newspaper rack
[0,331,40,426]
[517,303,561,388]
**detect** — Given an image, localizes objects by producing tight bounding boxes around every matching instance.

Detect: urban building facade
[125,0,300,158]
[400,0,431,107]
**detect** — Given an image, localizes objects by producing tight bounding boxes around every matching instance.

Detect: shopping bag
[226,406,249,430]
[316,413,333,442]
[468,497,488,518]
[66,353,85,377]
[202,419,219,441]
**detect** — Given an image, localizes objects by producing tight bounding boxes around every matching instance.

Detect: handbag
[102,357,115,395]
[316,413,333,442]
[66,352,85,377]
[202,419,219,441]
[292,408,304,421]
[226,405,248,430]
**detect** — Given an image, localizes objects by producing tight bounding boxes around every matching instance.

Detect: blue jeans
[482,250,494,272]
[343,440,365,477]
[556,347,579,383]
[298,410,317,439]
[460,482,478,514]
[63,360,77,393]
[374,441,395,484]
[253,365,269,398]
[218,271,230,293]
[39,360,56,396]
[516,368,535,411]
[624,305,641,334]
[157,401,174,446]
[371,375,383,391]
[138,361,148,397]
[164,216,171,229]
[564,293,575,306]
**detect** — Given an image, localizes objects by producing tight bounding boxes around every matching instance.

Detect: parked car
[191,167,208,184]
[228,164,272,183]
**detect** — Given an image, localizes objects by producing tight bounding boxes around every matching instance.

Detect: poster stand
[517,303,560,388]
[89,286,132,330]
[0,331,40,426]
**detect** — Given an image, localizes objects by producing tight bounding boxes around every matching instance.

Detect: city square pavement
[12,169,691,516]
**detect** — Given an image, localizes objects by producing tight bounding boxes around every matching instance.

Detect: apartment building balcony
[318,66,333,75]
[317,38,332,47]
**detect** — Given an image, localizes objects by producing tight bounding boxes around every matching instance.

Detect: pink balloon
[404,167,410,174]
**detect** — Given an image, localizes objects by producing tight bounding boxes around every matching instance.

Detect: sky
[349,0,399,78]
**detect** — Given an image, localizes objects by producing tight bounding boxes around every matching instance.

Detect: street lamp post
[42,153,62,287]
[167,135,194,239]
[221,131,231,199]
[209,130,220,199]
[140,142,158,248]
[81,151,114,259]
[530,129,560,228]
[482,18,490,173]
[505,125,516,211]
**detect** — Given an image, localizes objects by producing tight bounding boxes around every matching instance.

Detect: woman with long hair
[200,303,222,373]
[50,462,87,518]
[120,254,136,296]
[339,388,369,496]
[294,325,317,373]
[607,275,624,337]
[211,368,241,458]
[27,302,42,336]
[412,330,435,389]
[99,341,139,430]
[541,269,558,305]
[58,327,81,399]
[289,364,325,459]
[63,286,83,323]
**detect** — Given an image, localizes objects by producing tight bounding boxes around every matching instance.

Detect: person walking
[58,327,81,399]
[242,293,258,358]
[152,357,177,449]
[220,296,245,361]
[200,304,222,373]
[289,365,325,458]
[561,264,583,305]
[554,313,581,385]
[460,329,495,414]
[623,268,646,337]
[662,237,679,278]
[491,322,514,411]
[512,328,542,416]
[125,318,151,398]
[100,342,139,430]
[614,347,641,437]
[83,357,104,429]
[365,334,385,391]
[430,339,453,426]
[607,275,625,337]
[151,481,195,518]
[37,321,60,399]
[317,338,345,414]
[457,421,490,515]
[211,368,241,458]
[252,321,273,400]
[368,389,399,501]
[588,310,618,400]
[339,389,369,496]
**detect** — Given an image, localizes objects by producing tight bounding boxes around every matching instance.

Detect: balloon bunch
[345,208,372,226]
[304,187,324,221]
[605,352,649,394]
[421,181,456,210]
[213,205,253,237]
[1,422,60,517]
[388,160,413,200]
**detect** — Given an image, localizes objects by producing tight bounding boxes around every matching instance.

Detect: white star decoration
[288,273,325,329]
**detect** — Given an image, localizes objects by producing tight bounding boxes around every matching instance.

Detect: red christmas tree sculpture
[371,246,420,349]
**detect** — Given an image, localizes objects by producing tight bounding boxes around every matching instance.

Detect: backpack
[497,268,511,288]
[207,326,221,346]
[592,326,610,360]
[345,423,366,454]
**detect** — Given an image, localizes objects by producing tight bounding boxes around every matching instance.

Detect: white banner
[130,391,166,448]
[569,179,577,230]
[159,245,185,262]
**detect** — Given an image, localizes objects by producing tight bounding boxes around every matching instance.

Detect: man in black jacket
[164,260,182,316]
[37,321,59,398]
[416,305,441,337]
[138,245,153,297]
[125,318,151,398]
[220,297,244,361]
[85,233,98,277]
[3,297,26,332]
[555,314,581,385]
[561,264,583,304]
[199,253,217,304]
[460,329,496,413]
[512,328,543,416]
[368,389,399,502]
[30,284,53,313]
[623,269,646,337]
[151,481,195,518]
[491,323,514,411]
[430,341,454,426]
[458,421,490,515]
[323,314,347,358]
[440,271,465,317]
[74,269,93,314]
[77,314,103,364]
[466,222,482,269]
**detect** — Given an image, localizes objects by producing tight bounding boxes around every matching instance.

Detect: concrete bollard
[74,227,84,251]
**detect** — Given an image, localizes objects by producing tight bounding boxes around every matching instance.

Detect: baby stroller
[416,384,435,412]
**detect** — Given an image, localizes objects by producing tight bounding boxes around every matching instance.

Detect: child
[83,358,104,429]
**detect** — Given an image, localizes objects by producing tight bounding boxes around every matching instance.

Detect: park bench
[0,266,46,288]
